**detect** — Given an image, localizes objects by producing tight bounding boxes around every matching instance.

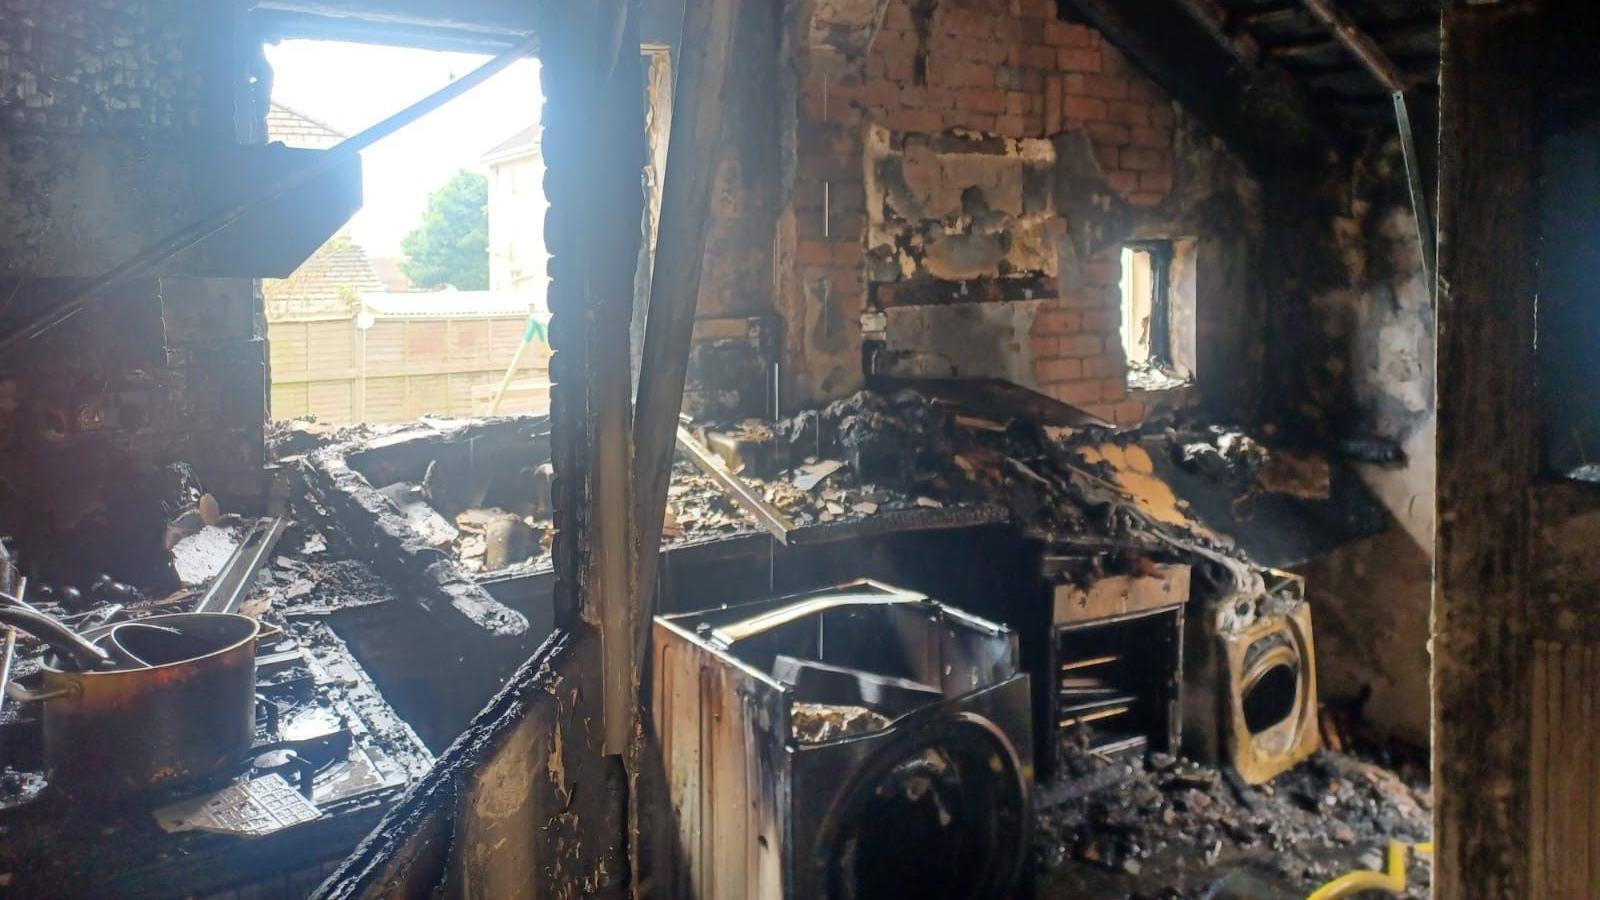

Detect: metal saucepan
[5,612,260,799]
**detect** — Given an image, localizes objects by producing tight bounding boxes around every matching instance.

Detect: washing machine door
[810,709,1031,900]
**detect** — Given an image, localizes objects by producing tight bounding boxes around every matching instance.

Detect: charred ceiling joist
[1293,0,1437,287]
[1058,0,1333,178]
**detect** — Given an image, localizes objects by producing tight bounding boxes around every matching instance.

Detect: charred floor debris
[2,381,1417,897]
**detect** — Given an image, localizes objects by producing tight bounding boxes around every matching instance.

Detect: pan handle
[0,607,112,671]
[6,680,80,703]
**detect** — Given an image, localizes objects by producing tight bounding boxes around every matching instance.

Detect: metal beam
[1392,90,1436,295]
[1298,0,1407,92]
[194,517,288,615]
[631,0,745,659]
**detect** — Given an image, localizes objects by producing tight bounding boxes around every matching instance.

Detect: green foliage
[400,170,489,291]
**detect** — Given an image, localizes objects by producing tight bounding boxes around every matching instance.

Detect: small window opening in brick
[1119,239,1195,392]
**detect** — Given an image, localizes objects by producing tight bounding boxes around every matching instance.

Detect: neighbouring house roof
[266,101,346,150]
[265,237,384,320]
[368,256,415,293]
[362,289,538,319]
[480,124,542,167]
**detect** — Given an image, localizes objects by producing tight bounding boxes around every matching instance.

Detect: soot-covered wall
[1276,136,1435,749]
[0,2,266,584]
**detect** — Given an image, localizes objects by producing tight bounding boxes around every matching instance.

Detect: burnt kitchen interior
[1,0,1596,898]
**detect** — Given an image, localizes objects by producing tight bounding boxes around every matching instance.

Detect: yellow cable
[1306,839,1430,900]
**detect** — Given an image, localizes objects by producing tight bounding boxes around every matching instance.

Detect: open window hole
[1118,238,1196,391]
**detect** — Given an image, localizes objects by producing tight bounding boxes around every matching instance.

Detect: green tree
[400,170,489,290]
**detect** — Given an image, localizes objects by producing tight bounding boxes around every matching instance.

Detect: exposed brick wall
[1030,250,1148,425]
[789,0,1180,424]
[0,0,234,134]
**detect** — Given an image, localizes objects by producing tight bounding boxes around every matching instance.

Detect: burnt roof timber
[1060,0,1333,177]
[1299,0,1408,93]
[1240,6,1316,31]
[1284,50,1437,77]
[1270,26,1438,64]
[1173,0,1263,66]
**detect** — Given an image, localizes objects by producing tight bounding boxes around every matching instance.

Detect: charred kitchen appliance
[1185,568,1320,784]
[652,579,1032,900]
[1037,553,1188,777]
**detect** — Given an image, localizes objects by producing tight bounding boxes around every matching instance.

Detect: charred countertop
[275,387,1384,616]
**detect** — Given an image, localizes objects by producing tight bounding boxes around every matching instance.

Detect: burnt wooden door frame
[1434,2,1551,896]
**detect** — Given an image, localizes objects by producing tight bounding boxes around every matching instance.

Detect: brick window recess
[1120,238,1196,392]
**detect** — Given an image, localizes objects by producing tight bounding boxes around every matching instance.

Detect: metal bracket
[1393,91,1437,296]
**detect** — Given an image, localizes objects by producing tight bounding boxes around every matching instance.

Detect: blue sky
[264,40,541,258]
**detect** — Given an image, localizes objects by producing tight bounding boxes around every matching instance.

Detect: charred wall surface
[1266,135,1434,749]
[0,0,236,132]
[770,0,1263,426]
[0,4,268,583]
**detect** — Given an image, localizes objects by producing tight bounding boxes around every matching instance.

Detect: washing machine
[1183,568,1321,784]
[651,579,1033,899]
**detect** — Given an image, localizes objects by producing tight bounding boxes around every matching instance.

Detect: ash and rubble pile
[790,703,894,744]
[4,396,1422,895]
[273,395,1291,577]
[696,387,1253,557]
[1036,749,1432,897]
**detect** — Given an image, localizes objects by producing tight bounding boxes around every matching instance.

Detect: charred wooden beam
[1268,37,1340,59]
[542,0,644,889]
[1434,1,1542,895]
[1060,0,1330,177]
[1240,5,1312,31]
[588,16,649,759]
[300,449,529,636]
[1173,0,1262,66]
[1298,0,1408,92]
[315,4,643,891]
[631,0,745,657]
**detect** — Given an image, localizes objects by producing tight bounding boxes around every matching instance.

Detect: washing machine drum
[817,711,1030,900]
